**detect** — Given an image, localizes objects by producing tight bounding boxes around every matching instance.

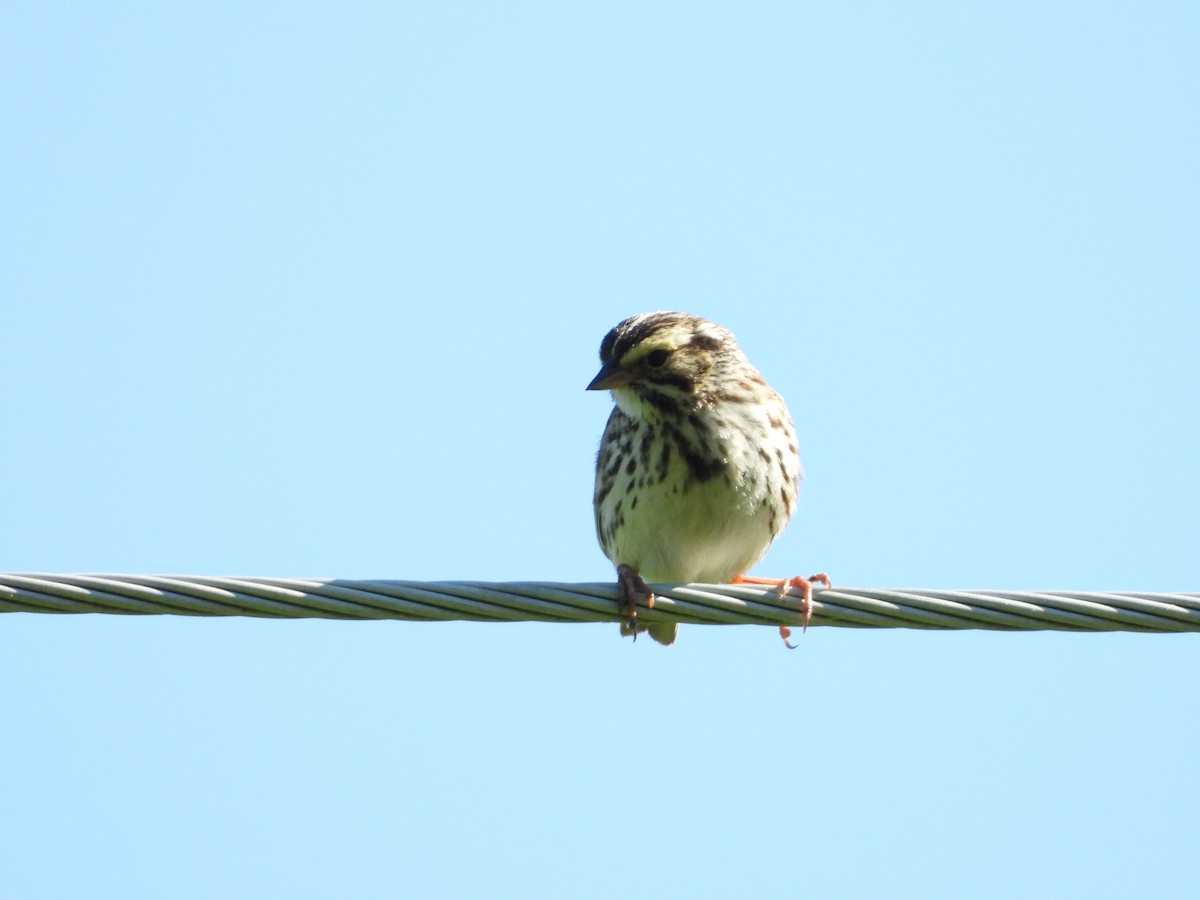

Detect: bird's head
[586,312,742,416]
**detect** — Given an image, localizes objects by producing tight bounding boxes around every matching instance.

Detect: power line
[1,574,1197,632]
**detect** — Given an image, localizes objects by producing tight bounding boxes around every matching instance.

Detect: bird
[587,311,827,646]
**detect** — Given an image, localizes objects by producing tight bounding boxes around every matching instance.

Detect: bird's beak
[586,361,635,391]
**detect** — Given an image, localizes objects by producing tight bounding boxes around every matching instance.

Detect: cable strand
[1,575,1197,632]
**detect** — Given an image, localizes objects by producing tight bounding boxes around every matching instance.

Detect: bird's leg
[732,572,831,648]
[616,564,654,640]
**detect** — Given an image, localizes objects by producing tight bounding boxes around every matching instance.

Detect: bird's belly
[606,475,775,584]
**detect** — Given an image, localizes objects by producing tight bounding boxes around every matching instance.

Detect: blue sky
[2,3,1198,897]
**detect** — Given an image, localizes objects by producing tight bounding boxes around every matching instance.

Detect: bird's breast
[595,407,799,584]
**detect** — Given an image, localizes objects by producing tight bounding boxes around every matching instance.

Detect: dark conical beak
[586,360,636,391]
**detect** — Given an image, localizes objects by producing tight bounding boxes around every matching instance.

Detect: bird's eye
[646,349,670,368]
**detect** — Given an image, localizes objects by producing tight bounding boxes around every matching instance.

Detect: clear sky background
[2,3,1198,898]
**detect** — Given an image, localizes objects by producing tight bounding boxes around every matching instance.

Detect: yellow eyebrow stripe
[619,328,688,366]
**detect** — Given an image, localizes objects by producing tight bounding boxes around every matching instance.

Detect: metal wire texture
[0,574,1197,633]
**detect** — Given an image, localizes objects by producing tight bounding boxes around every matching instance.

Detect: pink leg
[733,572,831,648]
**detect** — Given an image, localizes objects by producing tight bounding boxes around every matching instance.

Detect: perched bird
[588,311,826,646]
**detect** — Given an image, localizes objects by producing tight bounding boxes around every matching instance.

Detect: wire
[1,574,1197,632]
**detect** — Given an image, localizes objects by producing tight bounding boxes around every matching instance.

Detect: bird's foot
[732,572,831,648]
[616,564,654,641]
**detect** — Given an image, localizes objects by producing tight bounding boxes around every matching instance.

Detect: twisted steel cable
[1,574,1197,632]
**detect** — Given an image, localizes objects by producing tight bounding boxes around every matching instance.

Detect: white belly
[609,475,777,583]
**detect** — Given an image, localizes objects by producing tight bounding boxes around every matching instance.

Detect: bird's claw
[616,564,654,641]
[732,571,830,648]
[783,572,831,643]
